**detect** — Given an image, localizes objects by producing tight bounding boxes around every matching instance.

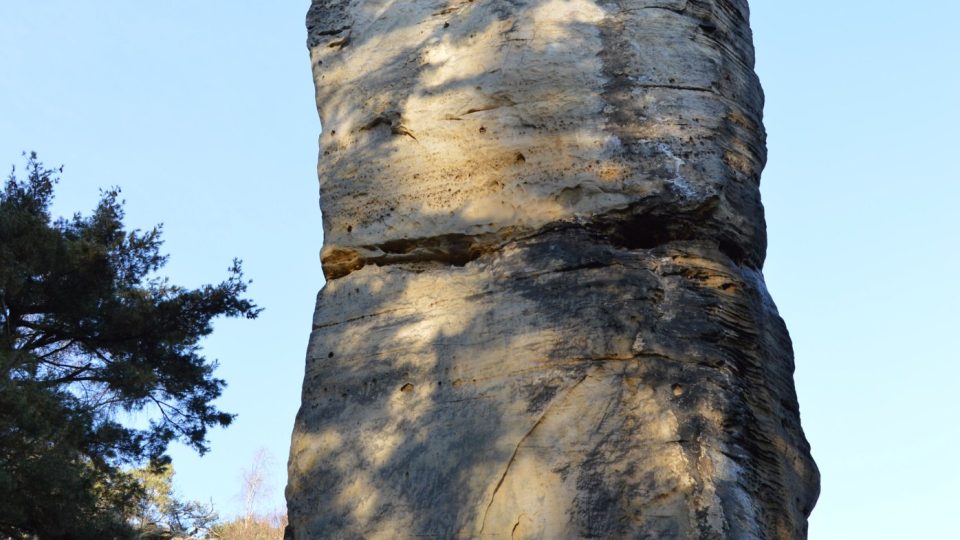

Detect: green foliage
[127,456,285,540]
[128,464,218,539]
[209,513,286,540]
[0,153,260,539]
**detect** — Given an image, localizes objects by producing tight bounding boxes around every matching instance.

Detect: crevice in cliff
[312,25,351,37]
[591,199,750,266]
[635,83,718,95]
[321,232,502,280]
[321,199,753,280]
[478,373,590,537]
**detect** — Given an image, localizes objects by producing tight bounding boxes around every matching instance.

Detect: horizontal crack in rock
[320,197,755,280]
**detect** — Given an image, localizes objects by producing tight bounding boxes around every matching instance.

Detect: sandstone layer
[288,1,819,538]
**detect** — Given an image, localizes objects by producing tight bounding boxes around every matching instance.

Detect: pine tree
[0,153,260,539]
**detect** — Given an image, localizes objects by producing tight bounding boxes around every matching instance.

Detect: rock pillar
[287,0,819,537]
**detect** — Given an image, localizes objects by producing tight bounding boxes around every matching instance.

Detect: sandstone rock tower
[287,1,819,538]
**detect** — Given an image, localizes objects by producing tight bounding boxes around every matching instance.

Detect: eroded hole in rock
[400,383,414,393]
[321,248,364,280]
[608,213,695,249]
[718,238,748,265]
[328,35,350,49]
[375,234,490,268]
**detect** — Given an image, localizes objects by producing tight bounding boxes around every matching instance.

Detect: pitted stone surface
[289,1,818,538]
[308,0,769,279]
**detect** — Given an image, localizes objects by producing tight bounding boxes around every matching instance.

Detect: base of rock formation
[287,229,818,538]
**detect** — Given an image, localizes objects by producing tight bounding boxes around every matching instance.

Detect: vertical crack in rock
[288,0,819,538]
[478,373,590,537]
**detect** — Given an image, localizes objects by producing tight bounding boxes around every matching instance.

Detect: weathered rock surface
[288,1,819,538]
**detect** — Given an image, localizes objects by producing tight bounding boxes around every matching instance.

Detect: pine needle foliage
[0,153,261,539]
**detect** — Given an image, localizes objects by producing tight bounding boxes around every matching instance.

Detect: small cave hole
[400,383,414,393]
[717,239,747,265]
[610,214,687,250]
[328,351,334,358]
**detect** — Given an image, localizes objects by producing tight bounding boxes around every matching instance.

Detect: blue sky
[2,1,957,537]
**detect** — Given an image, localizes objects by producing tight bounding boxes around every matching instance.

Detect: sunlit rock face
[287,0,819,538]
